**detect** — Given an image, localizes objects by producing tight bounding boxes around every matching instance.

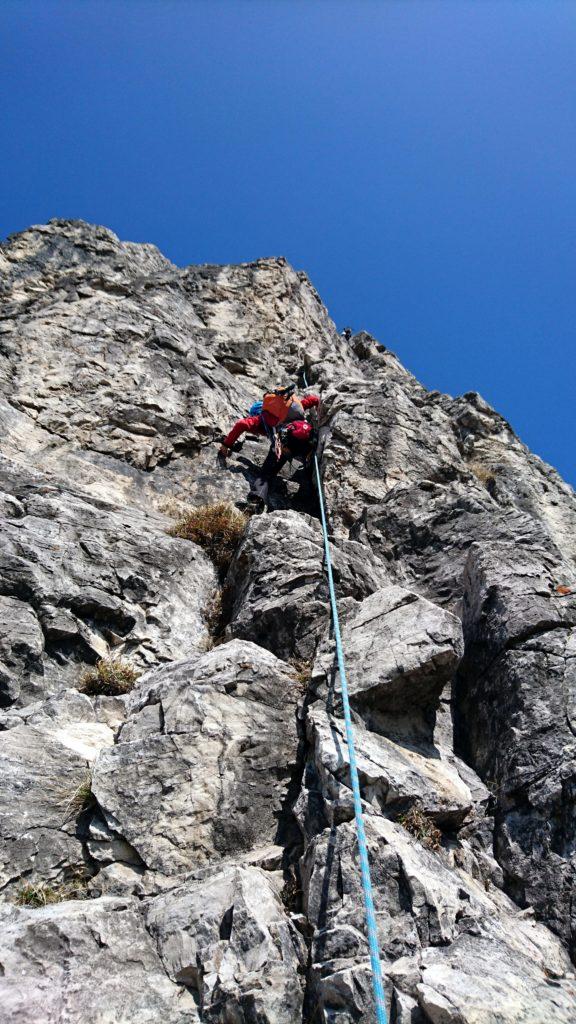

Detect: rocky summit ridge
[0,218,575,1023]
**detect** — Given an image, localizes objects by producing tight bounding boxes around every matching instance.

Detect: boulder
[91,641,301,880]
[0,897,198,1023]
[226,509,389,661]
[0,724,92,896]
[455,541,576,955]
[146,864,306,1022]
[313,584,464,741]
[416,934,576,1024]
[299,704,479,840]
[0,686,124,897]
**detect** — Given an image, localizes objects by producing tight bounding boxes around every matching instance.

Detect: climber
[341,326,353,340]
[219,385,320,507]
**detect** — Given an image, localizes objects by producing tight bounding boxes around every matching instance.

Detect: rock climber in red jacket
[219,385,320,507]
[219,391,320,453]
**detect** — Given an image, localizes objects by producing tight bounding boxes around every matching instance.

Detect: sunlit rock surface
[1,219,575,1021]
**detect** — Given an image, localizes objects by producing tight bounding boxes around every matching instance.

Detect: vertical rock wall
[0,220,574,1022]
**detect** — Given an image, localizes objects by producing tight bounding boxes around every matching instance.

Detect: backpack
[248,400,263,416]
[261,385,301,428]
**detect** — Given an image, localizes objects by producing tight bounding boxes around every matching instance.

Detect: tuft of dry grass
[169,501,247,574]
[288,657,312,695]
[16,871,90,908]
[199,584,234,651]
[79,657,140,697]
[398,807,442,851]
[62,771,96,822]
[468,462,495,487]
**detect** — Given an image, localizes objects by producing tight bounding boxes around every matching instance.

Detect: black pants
[248,446,290,503]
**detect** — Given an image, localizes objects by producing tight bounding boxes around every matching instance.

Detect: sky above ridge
[1,0,574,485]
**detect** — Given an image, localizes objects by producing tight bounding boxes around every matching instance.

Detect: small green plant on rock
[168,501,247,574]
[16,882,63,908]
[79,657,140,696]
[398,806,442,851]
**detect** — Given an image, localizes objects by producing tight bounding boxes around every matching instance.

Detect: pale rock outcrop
[1,219,576,1021]
[0,897,199,1024]
[312,584,464,741]
[146,865,306,1022]
[226,510,389,660]
[91,641,301,880]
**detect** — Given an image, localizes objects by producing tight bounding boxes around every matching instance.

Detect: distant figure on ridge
[219,384,320,509]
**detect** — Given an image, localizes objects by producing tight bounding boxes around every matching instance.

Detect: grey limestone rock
[0,219,349,509]
[91,640,301,880]
[0,594,44,705]
[0,454,217,699]
[312,584,464,742]
[455,540,576,955]
[146,864,306,1022]
[414,933,576,1023]
[301,817,575,1022]
[0,723,95,897]
[1,219,576,1021]
[226,509,389,661]
[300,704,480,839]
[0,686,122,898]
[0,896,199,1023]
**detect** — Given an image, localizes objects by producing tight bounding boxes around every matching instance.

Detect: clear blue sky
[1,1,574,485]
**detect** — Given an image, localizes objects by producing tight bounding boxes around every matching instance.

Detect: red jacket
[223,395,320,448]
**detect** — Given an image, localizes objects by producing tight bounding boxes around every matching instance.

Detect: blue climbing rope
[304,373,388,1024]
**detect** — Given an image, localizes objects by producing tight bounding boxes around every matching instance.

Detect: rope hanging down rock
[304,372,388,1024]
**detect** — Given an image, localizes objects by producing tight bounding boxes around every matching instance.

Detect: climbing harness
[303,371,388,1024]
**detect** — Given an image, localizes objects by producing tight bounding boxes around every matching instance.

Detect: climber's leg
[248,446,288,505]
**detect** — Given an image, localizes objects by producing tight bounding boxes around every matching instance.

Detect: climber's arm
[220,414,262,454]
[301,394,320,410]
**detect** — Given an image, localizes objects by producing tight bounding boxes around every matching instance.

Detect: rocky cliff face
[0,220,574,1023]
